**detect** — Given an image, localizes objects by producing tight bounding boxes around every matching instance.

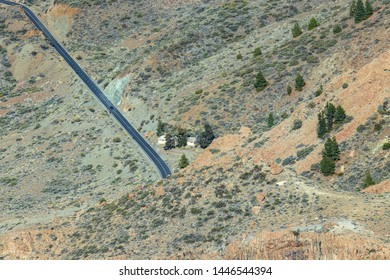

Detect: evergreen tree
[291,22,302,38]
[267,113,275,128]
[156,119,166,136]
[308,17,319,30]
[254,70,268,92]
[362,170,375,188]
[287,85,292,95]
[365,0,373,19]
[325,102,336,132]
[350,0,356,17]
[317,112,327,138]
[322,137,340,161]
[354,0,366,23]
[164,134,175,150]
[179,154,189,169]
[176,127,188,148]
[334,105,346,125]
[320,156,335,176]
[197,123,215,149]
[295,74,305,91]
[322,138,334,159]
[330,137,340,161]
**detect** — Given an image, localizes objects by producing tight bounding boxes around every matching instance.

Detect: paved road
[0,0,171,178]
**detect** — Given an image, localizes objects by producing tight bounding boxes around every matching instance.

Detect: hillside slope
[0,0,389,259]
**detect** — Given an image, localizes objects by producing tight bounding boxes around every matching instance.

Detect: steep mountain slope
[0,0,389,259]
[0,3,157,236]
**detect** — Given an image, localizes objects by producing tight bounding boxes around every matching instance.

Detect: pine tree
[320,137,340,176]
[197,123,215,149]
[156,119,166,136]
[334,105,346,125]
[267,113,275,128]
[365,0,373,19]
[323,138,334,159]
[291,22,302,38]
[176,127,188,148]
[317,112,327,138]
[354,0,366,23]
[308,17,319,30]
[164,134,175,150]
[179,154,189,169]
[350,0,356,17]
[362,170,375,188]
[330,137,340,161]
[323,137,340,161]
[295,74,305,91]
[320,156,335,176]
[254,70,268,92]
[325,102,336,132]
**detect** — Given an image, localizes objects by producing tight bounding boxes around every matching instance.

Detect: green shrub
[356,124,365,133]
[362,170,375,188]
[291,22,302,38]
[179,154,189,169]
[113,137,121,143]
[292,119,303,130]
[315,85,323,96]
[295,74,305,91]
[287,85,292,95]
[308,17,319,30]
[267,113,275,128]
[382,143,390,150]
[254,70,268,92]
[333,25,342,34]
[253,47,262,57]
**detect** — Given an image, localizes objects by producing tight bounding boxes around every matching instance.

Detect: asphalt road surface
[0,0,172,178]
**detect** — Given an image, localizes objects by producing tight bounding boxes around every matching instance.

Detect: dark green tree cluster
[197,123,215,149]
[308,17,320,30]
[156,119,167,136]
[350,0,373,23]
[291,22,302,38]
[160,124,191,150]
[295,74,305,91]
[179,154,189,169]
[317,102,346,138]
[320,137,340,176]
[164,133,175,150]
[254,70,268,92]
[176,127,188,148]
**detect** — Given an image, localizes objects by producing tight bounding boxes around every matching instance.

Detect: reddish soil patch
[362,180,390,194]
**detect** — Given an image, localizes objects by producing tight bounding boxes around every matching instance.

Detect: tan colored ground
[191,127,251,169]
[362,180,390,194]
[42,4,79,41]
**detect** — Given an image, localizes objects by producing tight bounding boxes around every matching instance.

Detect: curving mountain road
[0,0,171,178]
